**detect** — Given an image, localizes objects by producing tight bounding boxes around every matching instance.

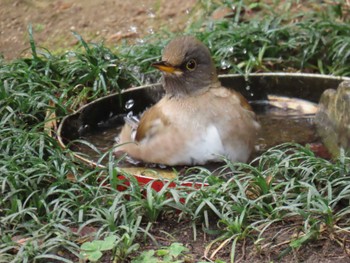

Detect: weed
[132,242,189,263]
[80,235,117,262]
[2,1,350,262]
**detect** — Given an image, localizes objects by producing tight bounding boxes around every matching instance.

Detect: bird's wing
[134,106,171,142]
[231,90,253,111]
[124,114,139,129]
[210,86,253,111]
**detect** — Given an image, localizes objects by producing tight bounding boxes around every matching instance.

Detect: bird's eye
[186,59,197,71]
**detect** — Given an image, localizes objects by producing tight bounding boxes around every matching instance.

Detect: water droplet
[125,99,134,110]
[220,60,230,70]
[136,38,145,44]
[125,155,141,165]
[243,49,247,54]
[66,51,76,58]
[129,25,137,33]
[147,27,154,34]
[246,85,251,91]
[148,163,157,168]
[228,46,234,53]
[256,138,267,151]
[147,8,155,18]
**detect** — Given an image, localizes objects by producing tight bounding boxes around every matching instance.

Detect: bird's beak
[152,61,179,74]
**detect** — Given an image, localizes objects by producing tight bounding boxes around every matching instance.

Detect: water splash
[125,99,134,110]
[245,86,254,97]
[220,60,231,70]
[66,51,76,58]
[129,25,138,33]
[147,27,155,34]
[256,138,267,151]
[136,38,145,44]
[147,8,155,18]
[126,111,134,119]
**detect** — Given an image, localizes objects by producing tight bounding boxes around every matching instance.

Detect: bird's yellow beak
[152,61,180,74]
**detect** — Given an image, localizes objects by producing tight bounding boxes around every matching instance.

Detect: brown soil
[2,1,350,262]
[0,0,196,60]
[80,216,350,263]
[142,217,350,263]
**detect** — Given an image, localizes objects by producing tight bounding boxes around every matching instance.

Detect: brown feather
[210,85,253,111]
[232,90,253,111]
[135,105,171,142]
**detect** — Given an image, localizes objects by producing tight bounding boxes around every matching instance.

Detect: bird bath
[57,73,350,186]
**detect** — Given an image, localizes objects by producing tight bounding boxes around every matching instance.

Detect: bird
[115,36,260,166]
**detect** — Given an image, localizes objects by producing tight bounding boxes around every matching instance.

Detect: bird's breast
[166,124,225,165]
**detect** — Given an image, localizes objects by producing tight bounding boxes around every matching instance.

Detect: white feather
[168,125,224,165]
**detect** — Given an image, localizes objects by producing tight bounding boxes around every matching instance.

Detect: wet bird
[115,36,260,165]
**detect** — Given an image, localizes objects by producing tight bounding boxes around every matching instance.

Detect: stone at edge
[315,81,350,158]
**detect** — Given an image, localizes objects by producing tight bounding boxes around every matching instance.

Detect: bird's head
[152,36,218,97]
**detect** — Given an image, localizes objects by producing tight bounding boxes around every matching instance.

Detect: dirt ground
[0,0,196,60]
[144,217,350,263]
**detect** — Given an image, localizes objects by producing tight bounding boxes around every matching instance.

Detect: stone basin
[57,73,350,186]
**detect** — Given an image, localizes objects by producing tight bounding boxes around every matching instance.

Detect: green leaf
[100,235,117,251]
[81,241,99,252]
[131,250,158,263]
[156,249,169,256]
[290,230,315,249]
[168,243,188,258]
[87,251,103,262]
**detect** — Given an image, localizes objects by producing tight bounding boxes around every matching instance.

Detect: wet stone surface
[315,80,350,157]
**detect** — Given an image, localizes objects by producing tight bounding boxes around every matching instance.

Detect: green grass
[1,1,350,262]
